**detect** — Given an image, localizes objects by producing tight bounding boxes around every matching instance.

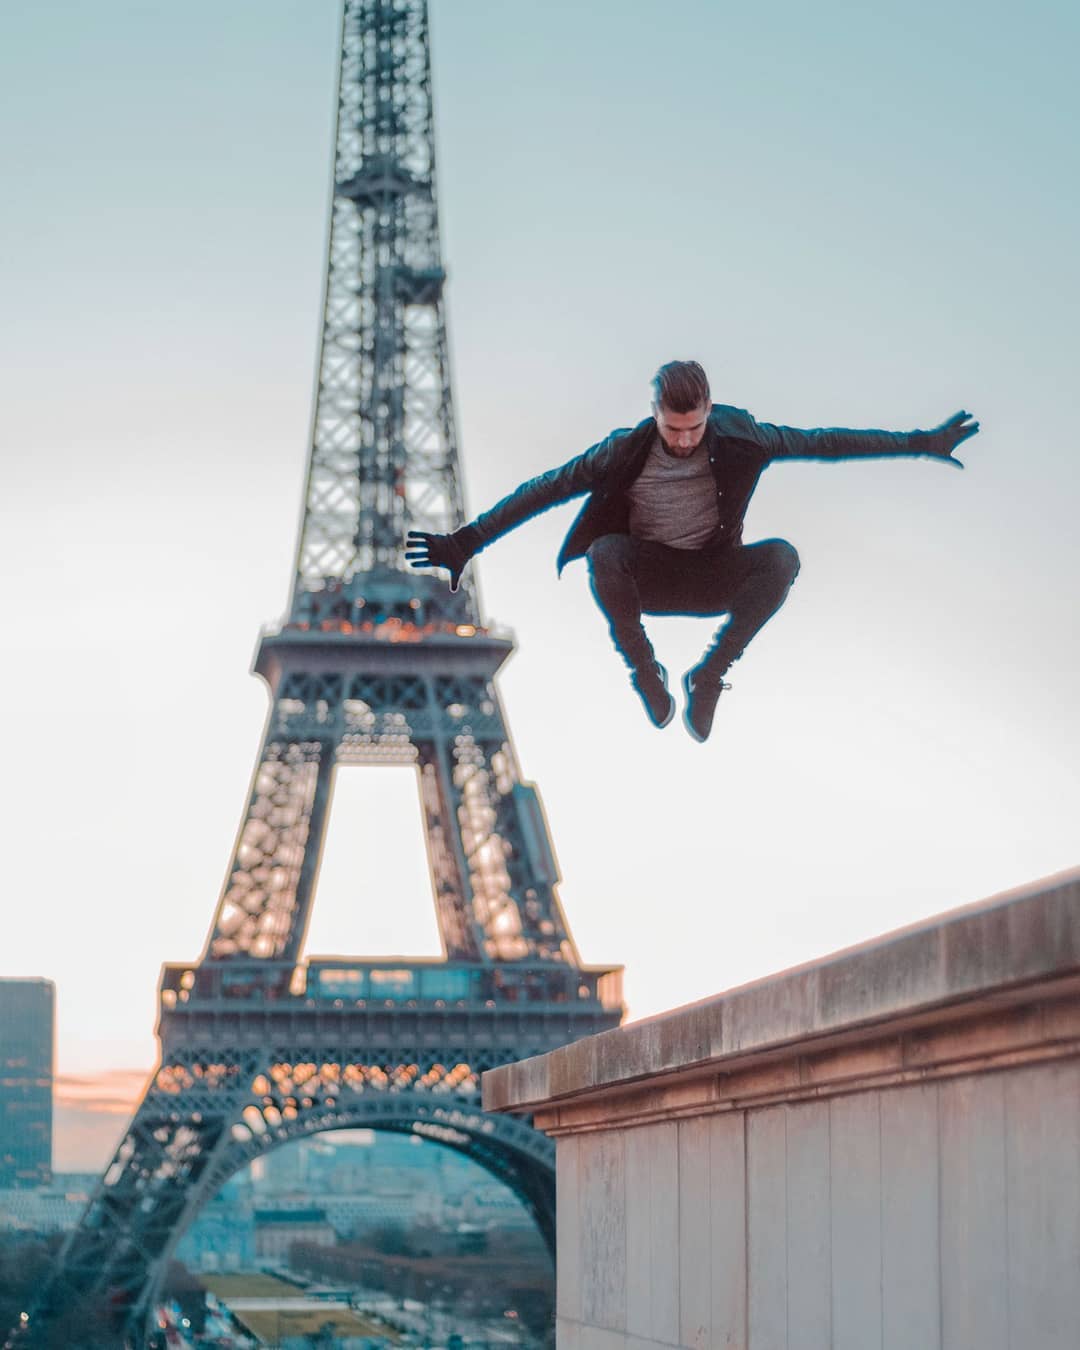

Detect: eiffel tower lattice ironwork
[21,2,622,1344]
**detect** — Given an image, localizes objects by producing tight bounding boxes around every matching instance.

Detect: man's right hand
[405,529,473,592]
[928,410,980,468]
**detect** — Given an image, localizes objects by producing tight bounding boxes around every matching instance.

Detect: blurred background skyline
[0,0,1076,1169]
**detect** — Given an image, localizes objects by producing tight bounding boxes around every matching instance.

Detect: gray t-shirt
[626,437,719,549]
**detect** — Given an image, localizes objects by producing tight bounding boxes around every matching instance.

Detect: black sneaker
[682,667,731,743]
[630,661,676,729]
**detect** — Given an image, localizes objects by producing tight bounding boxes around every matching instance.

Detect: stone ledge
[482,868,1080,1122]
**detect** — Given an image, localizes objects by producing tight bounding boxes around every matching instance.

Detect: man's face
[654,401,710,458]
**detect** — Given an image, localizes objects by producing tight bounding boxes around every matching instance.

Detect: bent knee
[768,540,800,584]
[586,533,635,571]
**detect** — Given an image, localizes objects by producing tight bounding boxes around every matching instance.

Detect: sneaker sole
[633,663,676,729]
[681,671,708,743]
[654,696,676,729]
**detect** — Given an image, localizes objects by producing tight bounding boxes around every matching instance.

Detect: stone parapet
[483,870,1080,1350]
[483,868,1080,1129]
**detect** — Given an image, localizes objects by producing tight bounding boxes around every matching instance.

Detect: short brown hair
[651,360,711,413]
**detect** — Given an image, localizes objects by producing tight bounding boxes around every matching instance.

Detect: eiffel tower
[22,2,622,1343]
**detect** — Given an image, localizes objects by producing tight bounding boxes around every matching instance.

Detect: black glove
[923,410,980,468]
[405,525,479,592]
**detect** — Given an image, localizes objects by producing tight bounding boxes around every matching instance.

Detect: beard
[658,435,702,458]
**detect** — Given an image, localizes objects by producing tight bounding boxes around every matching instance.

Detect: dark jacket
[460,404,951,574]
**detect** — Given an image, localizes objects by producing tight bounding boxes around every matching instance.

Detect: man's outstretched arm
[750,409,980,467]
[405,426,633,591]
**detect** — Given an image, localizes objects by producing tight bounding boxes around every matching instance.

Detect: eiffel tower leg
[206,721,335,965]
[30,1084,241,1345]
[417,743,485,961]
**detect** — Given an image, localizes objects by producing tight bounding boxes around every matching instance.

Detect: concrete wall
[484,870,1080,1350]
[554,1059,1079,1350]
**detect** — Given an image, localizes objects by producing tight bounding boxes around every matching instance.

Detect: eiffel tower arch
[20,2,622,1344]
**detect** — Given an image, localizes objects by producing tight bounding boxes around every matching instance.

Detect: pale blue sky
[0,1,1077,1164]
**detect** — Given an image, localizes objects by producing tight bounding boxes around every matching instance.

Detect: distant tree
[0,1234,51,1333]
[37,1294,118,1350]
[0,1235,125,1349]
[369,1221,410,1256]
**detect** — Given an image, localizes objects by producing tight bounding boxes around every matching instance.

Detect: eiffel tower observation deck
[16,2,622,1344]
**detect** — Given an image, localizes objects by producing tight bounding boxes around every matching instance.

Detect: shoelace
[690,676,732,695]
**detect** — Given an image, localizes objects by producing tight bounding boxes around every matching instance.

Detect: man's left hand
[928,410,980,468]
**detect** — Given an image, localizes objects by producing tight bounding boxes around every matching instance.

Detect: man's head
[651,360,711,457]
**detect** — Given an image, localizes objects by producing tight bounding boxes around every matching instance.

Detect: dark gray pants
[586,534,800,678]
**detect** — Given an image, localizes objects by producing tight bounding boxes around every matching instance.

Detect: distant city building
[0,1174,95,1237]
[321,1189,440,1238]
[453,1183,536,1231]
[257,1137,309,1192]
[52,1171,100,1195]
[0,977,54,1188]
[253,1207,335,1261]
[0,1185,83,1234]
[177,1134,540,1276]
[174,1175,255,1272]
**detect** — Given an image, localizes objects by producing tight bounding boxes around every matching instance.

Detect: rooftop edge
[482,867,1080,1115]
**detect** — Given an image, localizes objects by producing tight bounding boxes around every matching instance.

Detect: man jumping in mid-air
[407,360,979,743]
